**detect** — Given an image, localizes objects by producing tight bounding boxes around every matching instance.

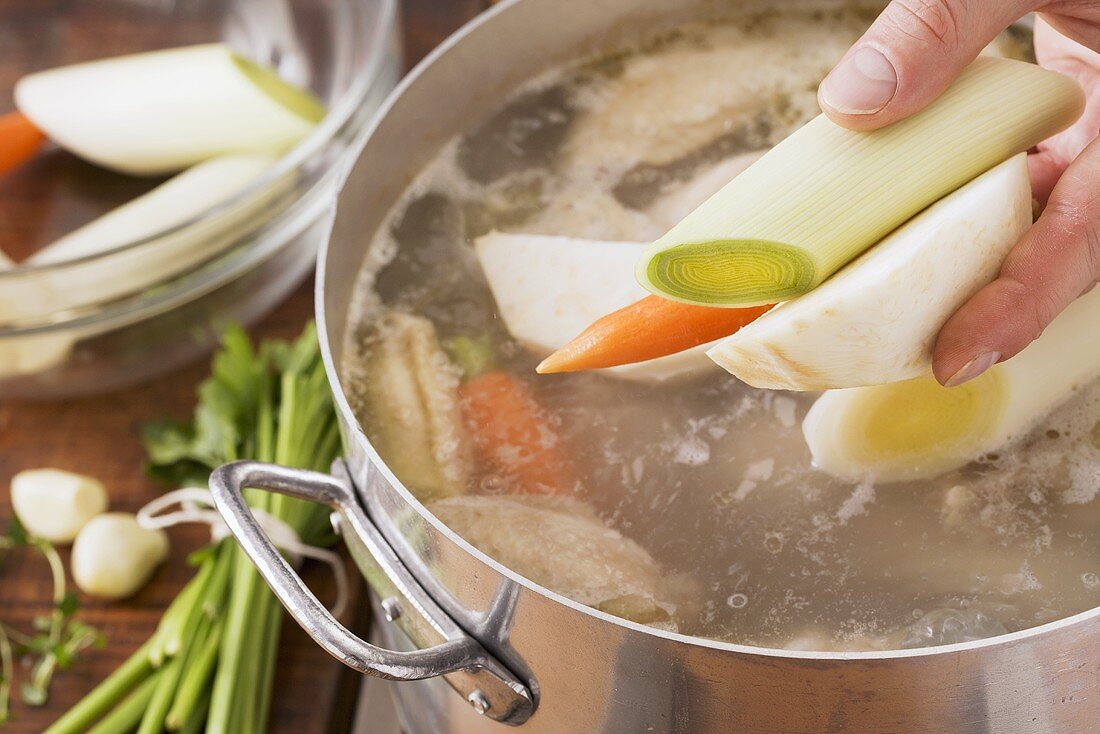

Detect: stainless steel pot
[209,1,1100,731]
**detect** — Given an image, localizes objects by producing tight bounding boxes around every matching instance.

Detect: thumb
[818,0,1031,131]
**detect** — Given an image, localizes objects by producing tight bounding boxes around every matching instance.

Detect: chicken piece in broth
[430,494,679,630]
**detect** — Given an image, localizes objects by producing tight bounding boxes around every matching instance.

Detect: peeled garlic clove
[11,468,108,543]
[72,513,169,600]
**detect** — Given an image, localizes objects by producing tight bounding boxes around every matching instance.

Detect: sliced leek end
[805,371,1006,483]
[231,54,326,124]
[637,238,815,307]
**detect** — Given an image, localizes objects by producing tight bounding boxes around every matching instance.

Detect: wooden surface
[0,1,489,732]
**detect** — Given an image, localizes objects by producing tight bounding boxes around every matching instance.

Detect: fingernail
[820,47,898,115]
[944,351,1001,388]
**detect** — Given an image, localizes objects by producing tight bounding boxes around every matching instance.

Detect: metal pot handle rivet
[209,459,535,725]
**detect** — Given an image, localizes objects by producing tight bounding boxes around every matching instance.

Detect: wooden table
[0,2,490,731]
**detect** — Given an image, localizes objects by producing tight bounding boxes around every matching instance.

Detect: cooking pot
[208,1,1100,731]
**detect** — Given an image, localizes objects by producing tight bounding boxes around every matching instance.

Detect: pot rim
[316,0,1100,661]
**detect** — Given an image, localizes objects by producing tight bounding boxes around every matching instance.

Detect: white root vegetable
[16,44,324,175]
[474,232,717,383]
[0,154,291,330]
[71,513,169,600]
[10,469,108,543]
[803,285,1100,483]
[363,311,470,501]
[29,154,279,266]
[708,154,1032,390]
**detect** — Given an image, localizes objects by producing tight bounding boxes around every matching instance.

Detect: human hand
[818,2,1100,387]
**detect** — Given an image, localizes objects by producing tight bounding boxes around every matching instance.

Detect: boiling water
[341,7,1096,650]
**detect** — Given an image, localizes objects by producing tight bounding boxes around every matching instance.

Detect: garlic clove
[11,468,108,543]
[71,513,169,600]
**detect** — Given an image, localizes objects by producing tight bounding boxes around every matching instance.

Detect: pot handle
[209,459,535,725]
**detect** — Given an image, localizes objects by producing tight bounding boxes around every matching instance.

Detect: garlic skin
[11,469,108,543]
[72,513,169,600]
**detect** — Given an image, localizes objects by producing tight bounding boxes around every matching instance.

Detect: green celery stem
[43,640,155,734]
[166,621,222,730]
[137,654,185,734]
[177,686,212,734]
[87,674,159,734]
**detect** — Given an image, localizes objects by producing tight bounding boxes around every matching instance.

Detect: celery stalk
[87,675,159,734]
[53,324,343,733]
[43,641,154,734]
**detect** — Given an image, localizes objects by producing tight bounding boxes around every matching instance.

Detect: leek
[16,44,324,176]
[803,285,1100,483]
[636,57,1083,307]
[707,154,1031,389]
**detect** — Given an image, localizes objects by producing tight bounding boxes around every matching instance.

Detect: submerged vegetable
[10,469,108,543]
[16,44,324,175]
[708,154,1031,389]
[459,371,579,496]
[0,111,44,177]
[71,514,168,600]
[475,232,717,382]
[538,295,770,373]
[803,286,1100,483]
[362,311,470,501]
[636,57,1083,307]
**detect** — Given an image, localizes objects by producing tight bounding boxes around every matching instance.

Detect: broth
[341,6,1099,650]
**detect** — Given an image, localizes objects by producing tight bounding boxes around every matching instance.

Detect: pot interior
[327,0,1098,653]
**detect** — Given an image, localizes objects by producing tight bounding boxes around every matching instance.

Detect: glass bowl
[0,0,400,399]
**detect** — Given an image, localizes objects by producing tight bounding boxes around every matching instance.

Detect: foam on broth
[341,7,1094,650]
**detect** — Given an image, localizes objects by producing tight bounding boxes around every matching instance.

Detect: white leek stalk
[0,154,291,379]
[28,153,280,267]
[803,285,1100,483]
[636,58,1083,307]
[2,153,289,319]
[15,43,324,175]
[707,154,1031,390]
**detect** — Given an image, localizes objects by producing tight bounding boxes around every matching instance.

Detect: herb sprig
[0,518,105,724]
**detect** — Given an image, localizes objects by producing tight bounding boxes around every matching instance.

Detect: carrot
[537,295,772,373]
[458,371,577,495]
[0,112,45,177]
